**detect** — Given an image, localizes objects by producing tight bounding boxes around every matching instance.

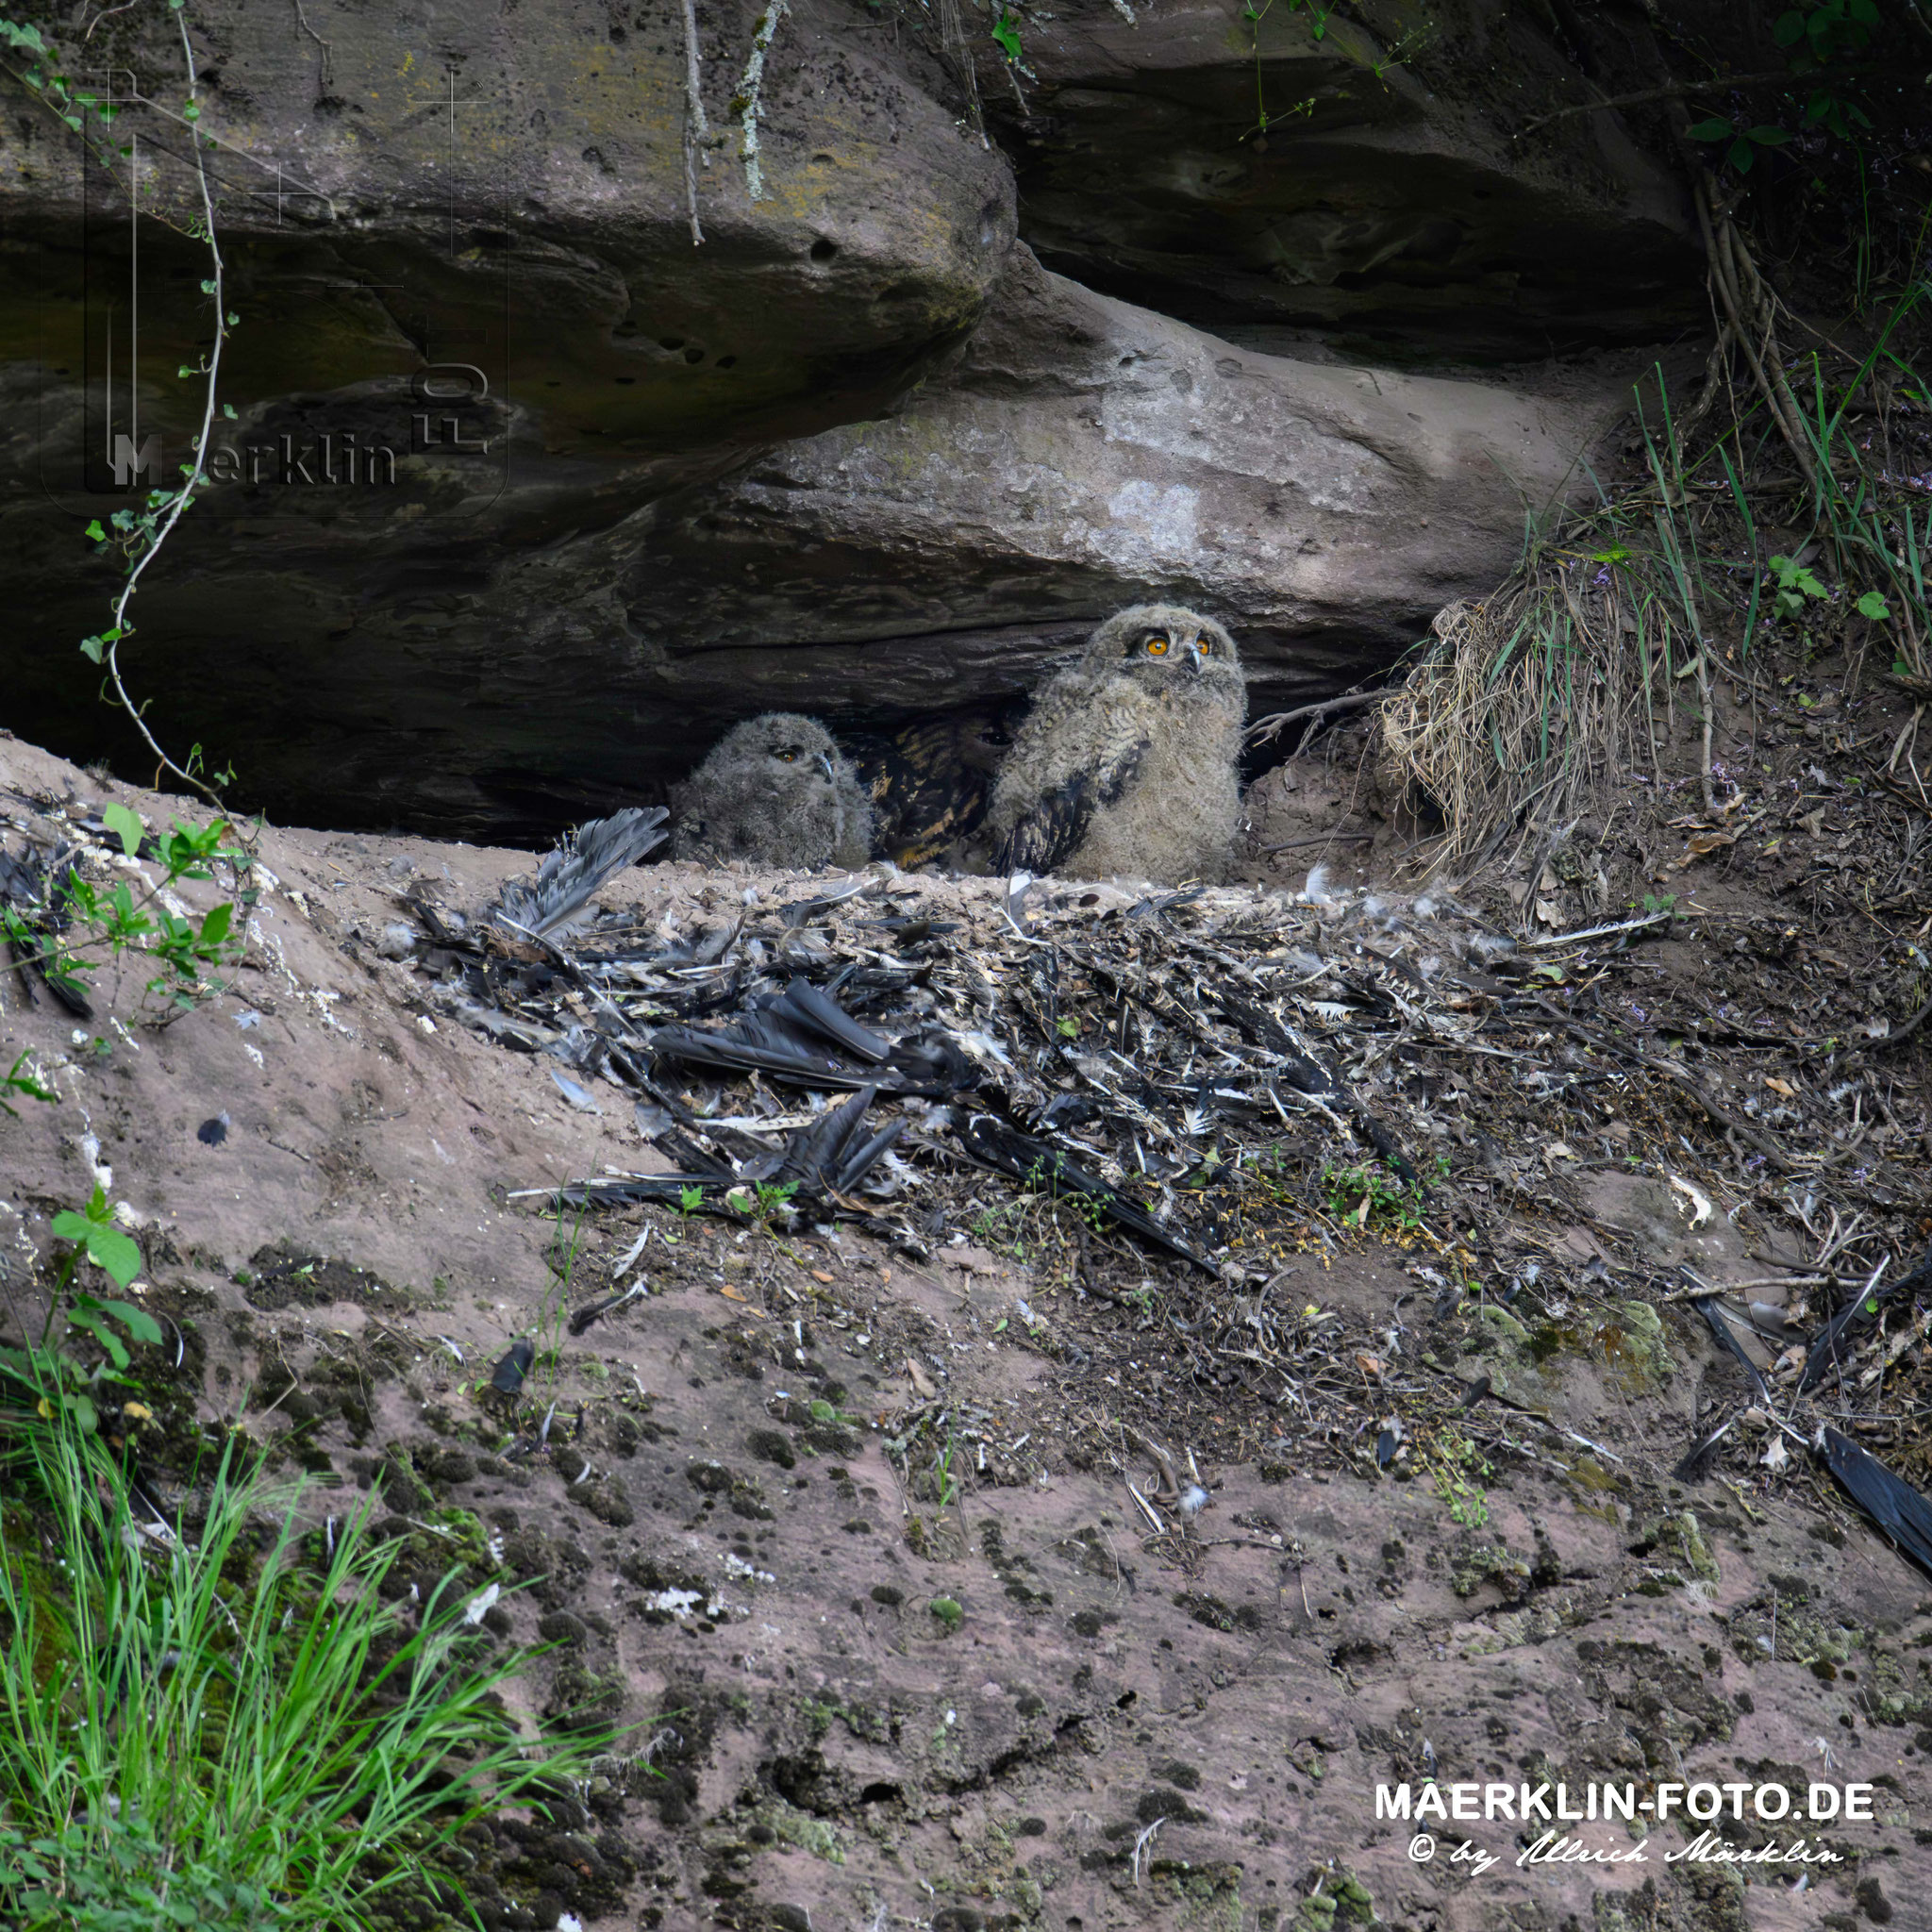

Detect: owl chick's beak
[1185,641,1204,675]
[817,753,836,781]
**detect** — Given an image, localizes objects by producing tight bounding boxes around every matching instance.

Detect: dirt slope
[4,721,1931,1932]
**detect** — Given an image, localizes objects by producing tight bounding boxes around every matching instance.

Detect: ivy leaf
[84,519,106,541]
[102,802,144,857]
[1856,591,1891,620]
[78,635,105,663]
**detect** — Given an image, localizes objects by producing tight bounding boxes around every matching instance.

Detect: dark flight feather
[956,1112,1214,1273]
[650,979,974,1096]
[1818,1427,1932,1576]
[992,739,1147,877]
[1797,1245,1932,1394]
[490,808,668,941]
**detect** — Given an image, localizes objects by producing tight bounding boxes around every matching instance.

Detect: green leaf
[1773,8,1806,43]
[1747,125,1791,146]
[1728,138,1754,173]
[1856,591,1891,620]
[78,634,105,663]
[50,1209,92,1242]
[199,901,233,945]
[102,801,144,857]
[85,1224,142,1290]
[1688,117,1733,142]
[97,1299,165,1348]
[85,518,106,541]
[0,22,49,52]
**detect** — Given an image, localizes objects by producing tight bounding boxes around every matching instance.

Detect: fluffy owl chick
[987,604,1246,882]
[671,713,874,871]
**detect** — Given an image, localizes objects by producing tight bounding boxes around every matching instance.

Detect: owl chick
[987,604,1246,882]
[670,713,874,871]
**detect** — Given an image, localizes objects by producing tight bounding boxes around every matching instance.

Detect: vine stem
[99,3,228,813]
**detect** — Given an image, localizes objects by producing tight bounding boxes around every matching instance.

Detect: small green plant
[1687,115,1792,176]
[1426,1426,1491,1527]
[0,808,249,1016]
[677,1183,705,1218]
[754,1179,800,1219]
[0,1187,161,1441]
[1641,891,1677,915]
[1774,0,1880,139]
[0,1051,56,1119]
[928,1595,964,1633]
[1319,1158,1430,1233]
[991,8,1023,60]
[1767,551,1829,617]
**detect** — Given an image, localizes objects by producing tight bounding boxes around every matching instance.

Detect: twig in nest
[1246,688,1394,747]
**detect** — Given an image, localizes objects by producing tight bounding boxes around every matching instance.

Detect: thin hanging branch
[680,0,708,245]
[737,0,789,203]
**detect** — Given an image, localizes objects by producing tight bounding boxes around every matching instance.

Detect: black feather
[992,739,1147,877]
[955,1112,1214,1274]
[770,1086,905,1194]
[1817,1427,1932,1576]
[1689,1293,1772,1402]
[651,983,974,1096]
[1798,1246,1932,1394]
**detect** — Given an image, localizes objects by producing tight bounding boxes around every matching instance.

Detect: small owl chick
[987,604,1246,883]
[671,713,874,871]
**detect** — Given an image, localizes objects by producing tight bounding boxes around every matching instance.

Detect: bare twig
[1246,688,1396,746]
[291,0,333,87]
[1516,65,1890,138]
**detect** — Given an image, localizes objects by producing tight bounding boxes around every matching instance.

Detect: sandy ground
[5,719,1932,1932]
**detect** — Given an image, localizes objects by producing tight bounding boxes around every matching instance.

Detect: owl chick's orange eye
[776,749,798,762]
[1144,635,1169,656]
[1196,634,1214,654]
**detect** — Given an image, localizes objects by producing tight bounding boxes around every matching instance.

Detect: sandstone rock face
[630,248,1624,741]
[0,0,1697,838]
[984,0,1701,358]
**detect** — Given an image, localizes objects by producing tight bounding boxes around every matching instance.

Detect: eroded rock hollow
[0,0,1701,836]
